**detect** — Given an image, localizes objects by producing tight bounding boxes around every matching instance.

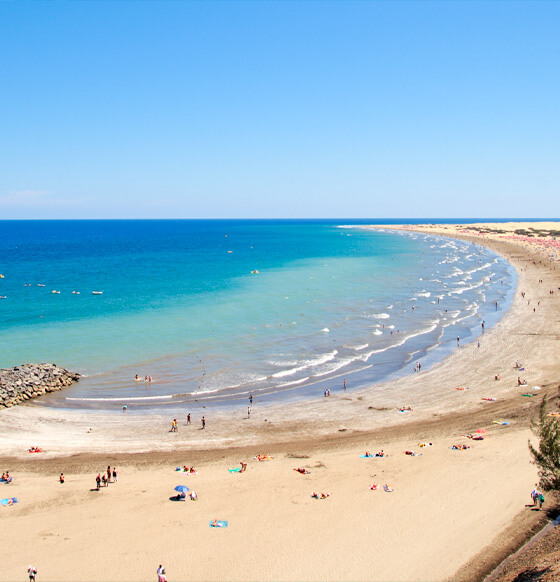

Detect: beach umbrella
[174,485,189,493]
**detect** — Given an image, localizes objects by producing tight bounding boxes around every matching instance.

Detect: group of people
[169,414,205,431]
[135,374,152,382]
[531,487,545,509]
[95,466,118,490]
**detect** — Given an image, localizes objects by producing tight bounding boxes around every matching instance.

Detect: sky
[1,1,559,219]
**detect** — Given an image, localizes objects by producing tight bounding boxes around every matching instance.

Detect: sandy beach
[2,221,560,581]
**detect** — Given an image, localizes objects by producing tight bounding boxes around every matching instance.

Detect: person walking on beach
[187,413,191,425]
[201,416,205,429]
[248,407,251,418]
[107,466,112,483]
[112,467,118,482]
[96,473,101,490]
[27,565,37,581]
[343,379,346,392]
[249,394,253,405]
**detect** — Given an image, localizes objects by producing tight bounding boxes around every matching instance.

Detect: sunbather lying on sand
[294,468,311,474]
[311,492,330,499]
[254,454,272,461]
[375,450,385,457]
[383,484,394,492]
[418,442,432,447]
[450,444,470,450]
[364,451,373,457]
[398,406,413,412]
[369,484,379,490]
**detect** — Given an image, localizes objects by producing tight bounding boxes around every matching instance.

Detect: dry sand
[1,222,560,581]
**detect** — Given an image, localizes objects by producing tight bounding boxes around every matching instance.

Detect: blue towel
[228,468,242,473]
[210,520,228,528]
[360,455,373,458]
[0,497,17,506]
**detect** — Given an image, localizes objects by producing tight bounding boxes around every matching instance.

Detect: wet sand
[1,221,559,581]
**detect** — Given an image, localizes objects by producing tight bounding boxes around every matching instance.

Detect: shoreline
[2,221,560,581]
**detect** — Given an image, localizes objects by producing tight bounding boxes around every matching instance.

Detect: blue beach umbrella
[174,485,189,493]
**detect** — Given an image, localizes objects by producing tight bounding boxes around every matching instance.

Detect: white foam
[277,377,310,388]
[271,350,338,379]
[373,329,383,336]
[66,395,174,402]
[346,343,369,351]
[373,313,390,319]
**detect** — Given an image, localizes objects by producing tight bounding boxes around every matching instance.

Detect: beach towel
[360,454,374,458]
[0,478,12,483]
[210,520,228,528]
[522,393,537,397]
[369,484,379,490]
[493,421,509,425]
[175,469,198,475]
[0,497,17,506]
[482,398,496,402]
[293,469,311,474]
[383,485,394,492]
[228,468,242,473]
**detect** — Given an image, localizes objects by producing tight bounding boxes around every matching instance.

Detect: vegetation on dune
[529,395,560,492]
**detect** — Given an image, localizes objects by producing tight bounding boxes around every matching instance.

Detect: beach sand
[1,222,559,581]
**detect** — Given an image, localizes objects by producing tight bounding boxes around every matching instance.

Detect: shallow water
[0,220,515,411]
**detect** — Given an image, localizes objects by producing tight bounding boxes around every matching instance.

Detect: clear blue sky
[1,1,558,219]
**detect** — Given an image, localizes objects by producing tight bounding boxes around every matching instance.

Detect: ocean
[0,219,516,411]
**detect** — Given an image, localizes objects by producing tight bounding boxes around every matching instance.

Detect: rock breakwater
[0,363,80,408]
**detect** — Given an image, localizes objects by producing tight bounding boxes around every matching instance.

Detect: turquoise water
[0,220,516,410]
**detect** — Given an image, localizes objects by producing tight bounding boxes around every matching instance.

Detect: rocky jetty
[0,363,80,408]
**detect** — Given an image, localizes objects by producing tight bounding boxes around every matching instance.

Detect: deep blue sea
[0,219,519,411]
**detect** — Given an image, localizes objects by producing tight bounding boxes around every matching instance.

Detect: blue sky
[1,1,558,219]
